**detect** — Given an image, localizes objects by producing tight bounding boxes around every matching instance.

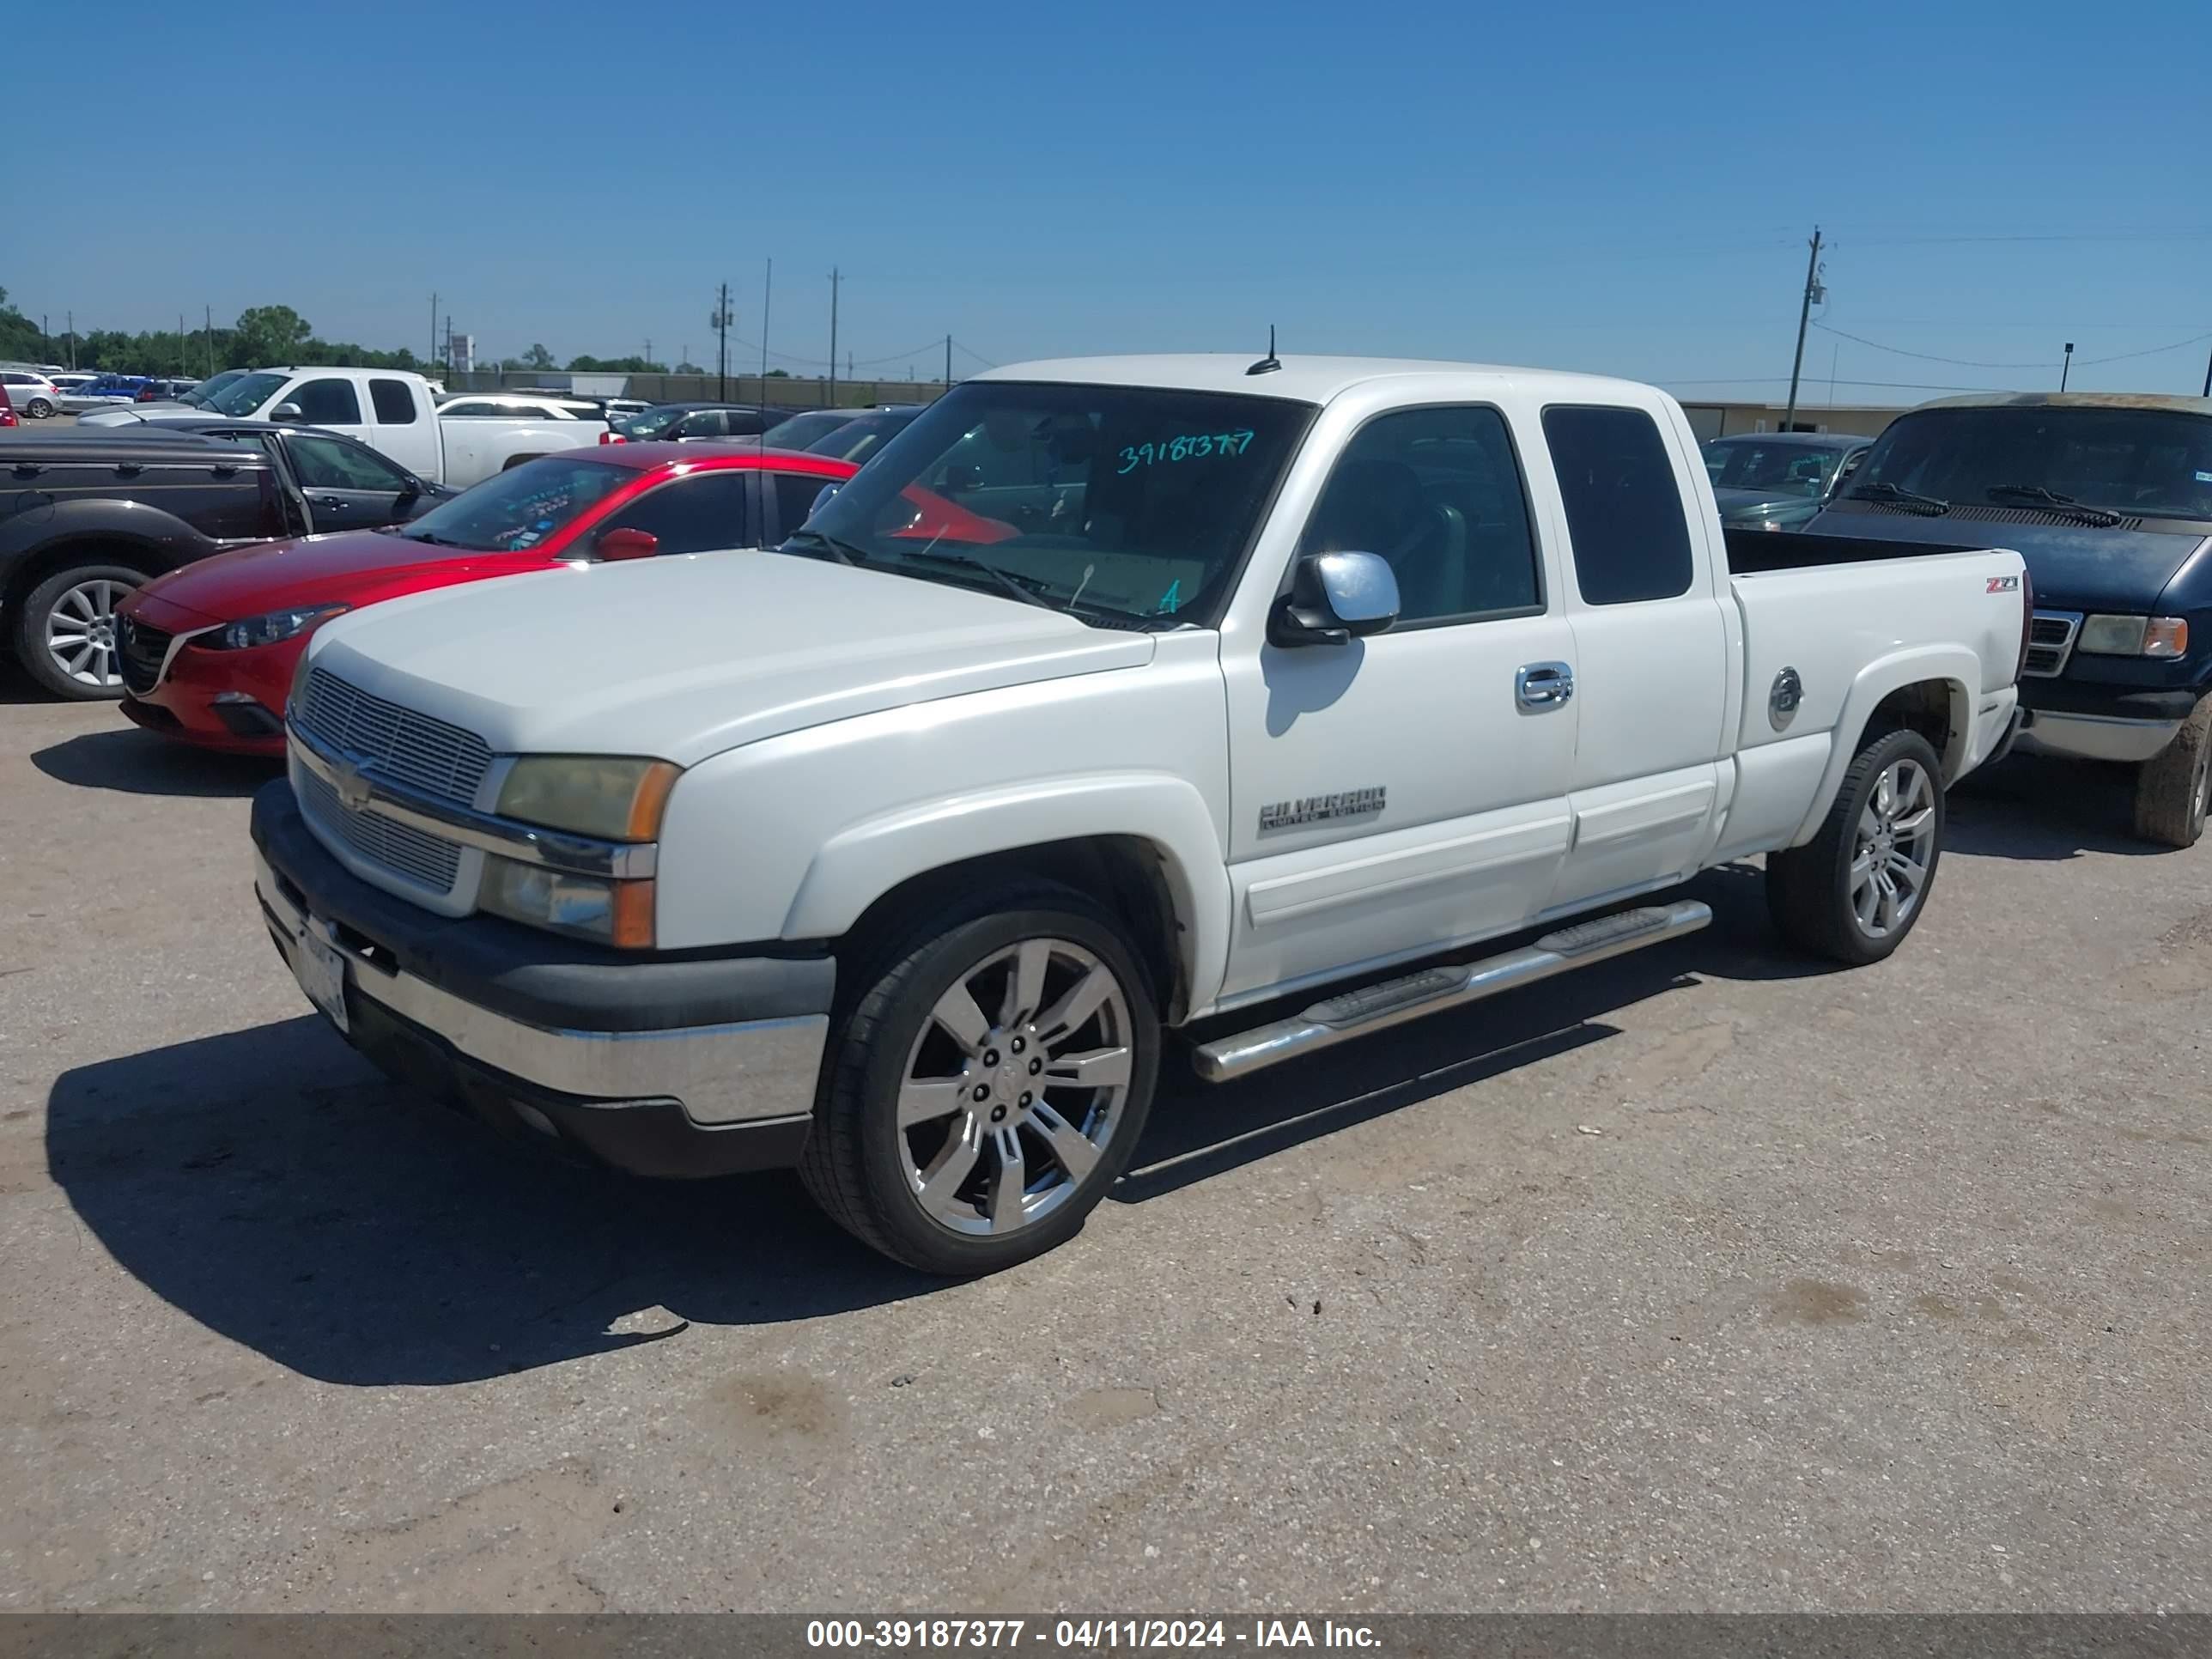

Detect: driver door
[1218,404,1580,1006]
[282,431,422,532]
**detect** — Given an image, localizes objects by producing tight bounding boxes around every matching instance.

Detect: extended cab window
[289,378,362,425]
[594,472,753,555]
[440,401,495,417]
[1298,406,1540,623]
[288,433,412,491]
[369,379,419,423]
[793,382,1310,626]
[1543,405,1694,605]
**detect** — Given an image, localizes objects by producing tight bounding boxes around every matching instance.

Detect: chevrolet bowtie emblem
[333,756,374,812]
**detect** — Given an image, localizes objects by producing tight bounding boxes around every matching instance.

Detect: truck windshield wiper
[1847,481,1951,515]
[781,526,871,566]
[1985,484,2125,526]
[895,550,1056,611]
[401,529,457,546]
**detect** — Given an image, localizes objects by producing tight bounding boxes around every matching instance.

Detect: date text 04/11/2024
[803,1619,1381,1650]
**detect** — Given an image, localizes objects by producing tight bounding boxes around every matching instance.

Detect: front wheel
[2131,693,2212,849]
[799,884,1160,1274]
[1766,727,1946,965]
[12,563,148,700]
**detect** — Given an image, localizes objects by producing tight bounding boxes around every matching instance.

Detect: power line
[1812,320,2212,370]
[950,340,998,368]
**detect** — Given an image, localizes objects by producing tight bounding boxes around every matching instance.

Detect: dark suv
[1808,392,2212,845]
[0,427,443,698]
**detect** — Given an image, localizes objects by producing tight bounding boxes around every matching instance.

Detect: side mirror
[808,483,841,521]
[1269,550,1400,647]
[594,526,659,562]
[270,402,304,422]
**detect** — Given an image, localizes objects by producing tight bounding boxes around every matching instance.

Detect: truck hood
[1808,503,2212,611]
[135,528,543,623]
[307,550,1157,764]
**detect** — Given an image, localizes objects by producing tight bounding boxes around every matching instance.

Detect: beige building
[1679,399,1909,441]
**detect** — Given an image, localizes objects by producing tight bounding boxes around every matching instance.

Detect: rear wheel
[24,397,54,419]
[13,563,148,700]
[799,884,1160,1274]
[2132,693,2212,849]
[1767,727,1946,965]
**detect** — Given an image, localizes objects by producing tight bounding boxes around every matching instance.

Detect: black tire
[1767,726,1946,966]
[799,882,1161,1275]
[2131,694,2212,849]
[11,562,149,701]
[24,398,54,419]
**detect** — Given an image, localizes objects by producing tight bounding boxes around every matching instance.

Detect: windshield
[396,456,631,553]
[617,404,692,439]
[795,380,1313,626]
[760,410,854,450]
[1853,406,2212,522]
[204,371,289,417]
[1703,437,1851,497]
[179,369,248,409]
[807,409,919,463]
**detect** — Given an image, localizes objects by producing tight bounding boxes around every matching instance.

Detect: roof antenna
[1246,325,1281,376]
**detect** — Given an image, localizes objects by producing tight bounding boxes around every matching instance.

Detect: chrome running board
[1191,900,1711,1083]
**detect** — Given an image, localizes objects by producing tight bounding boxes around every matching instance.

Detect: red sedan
[114,443,863,756]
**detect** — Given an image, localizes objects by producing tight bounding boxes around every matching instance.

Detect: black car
[0,426,447,699]
[615,402,788,441]
[1807,392,2212,845]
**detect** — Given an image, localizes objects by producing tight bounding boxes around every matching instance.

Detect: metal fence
[441,369,951,409]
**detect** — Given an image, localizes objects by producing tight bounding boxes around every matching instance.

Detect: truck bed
[1723,524,1978,576]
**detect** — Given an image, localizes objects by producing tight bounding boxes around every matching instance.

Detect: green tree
[232,305,313,368]
[523,343,556,370]
[567,354,668,374]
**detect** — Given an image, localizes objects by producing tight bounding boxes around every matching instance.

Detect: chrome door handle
[1516,661,1575,708]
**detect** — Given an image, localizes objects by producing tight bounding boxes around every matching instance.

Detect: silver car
[0,370,60,418]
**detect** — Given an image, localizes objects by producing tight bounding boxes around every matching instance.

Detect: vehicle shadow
[30,726,280,798]
[1946,754,2166,860]
[1118,859,1826,1200]
[46,864,1825,1388]
[46,1015,930,1389]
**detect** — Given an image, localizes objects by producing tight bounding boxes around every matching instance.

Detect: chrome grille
[116,617,171,696]
[295,669,492,805]
[2024,610,2081,679]
[299,768,464,894]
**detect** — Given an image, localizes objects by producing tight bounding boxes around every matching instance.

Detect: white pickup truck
[252,355,2029,1273]
[84,368,606,489]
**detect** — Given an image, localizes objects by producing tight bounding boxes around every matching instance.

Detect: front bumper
[252,781,834,1177]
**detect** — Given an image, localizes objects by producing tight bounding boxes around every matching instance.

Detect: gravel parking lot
[2,687,2207,1613]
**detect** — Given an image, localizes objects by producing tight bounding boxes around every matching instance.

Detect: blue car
[58,374,152,413]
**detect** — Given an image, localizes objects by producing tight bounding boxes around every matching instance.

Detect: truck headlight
[495,756,680,840]
[480,860,656,948]
[205,604,349,650]
[2077,615,2189,659]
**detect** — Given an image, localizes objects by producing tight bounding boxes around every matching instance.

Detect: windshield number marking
[1117,430,1255,474]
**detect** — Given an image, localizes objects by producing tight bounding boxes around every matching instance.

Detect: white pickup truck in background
[252,355,2028,1274]
[84,368,606,489]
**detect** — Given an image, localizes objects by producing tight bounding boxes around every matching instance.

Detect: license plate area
[295,917,350,1034]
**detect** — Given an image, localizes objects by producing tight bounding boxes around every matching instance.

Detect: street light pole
[2060,342,2075,392]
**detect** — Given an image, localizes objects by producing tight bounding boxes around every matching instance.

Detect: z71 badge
[1258,787,1387,831]
[1986,574,2020,593]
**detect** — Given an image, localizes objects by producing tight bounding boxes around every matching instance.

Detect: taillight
[599,430,625,445]
[2014,564,2034,684]
[137,385,157,401]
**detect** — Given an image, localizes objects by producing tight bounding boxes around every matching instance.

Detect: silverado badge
[1258,787,1387,831]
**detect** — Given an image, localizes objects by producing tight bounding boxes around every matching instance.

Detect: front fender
[782,772,1233,1017]
[1786,645,1978,847]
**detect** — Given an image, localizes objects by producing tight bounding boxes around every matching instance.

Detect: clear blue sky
[13,0,2211,404]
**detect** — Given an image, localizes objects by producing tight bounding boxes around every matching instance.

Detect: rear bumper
[252,781,834,1177]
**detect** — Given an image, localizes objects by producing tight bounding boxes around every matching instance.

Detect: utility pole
[760,257,772,402]
[945,334,952,395]
[827,267,840,408]
[1782,226,1823,434]
[644,337,653,368]
[179,313,186,376]
[430,293,438,366]
[711,283,733,400]
[2060,342,2075,392]
[2200,340,2209,398]
[205,304,214,376]
[66,311,75,370]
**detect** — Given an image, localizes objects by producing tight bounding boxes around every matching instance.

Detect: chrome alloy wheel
[45,578,129,689]
[1850,757,1936,939]
[896,937,1134,1237]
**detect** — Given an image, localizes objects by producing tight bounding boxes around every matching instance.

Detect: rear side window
[1543,405,1694,605]
[289,378,362,425]
[772,471,835,536]
[369,379,418,423]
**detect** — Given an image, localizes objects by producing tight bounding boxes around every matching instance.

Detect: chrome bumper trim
[2014,710,2185,765]
[288,722,658,879]
[256,850,824,1127]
